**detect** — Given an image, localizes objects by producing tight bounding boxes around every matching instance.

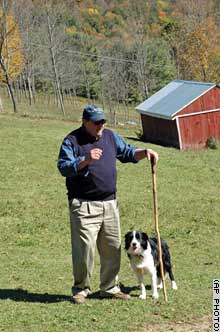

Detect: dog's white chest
[130,247,155,274]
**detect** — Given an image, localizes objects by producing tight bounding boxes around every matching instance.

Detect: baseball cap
[83,105,106,122]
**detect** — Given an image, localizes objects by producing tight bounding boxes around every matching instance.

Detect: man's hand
[77,148,103,171]
[145,148,159,165]
[134,148,159,163]
[89,148,103,162]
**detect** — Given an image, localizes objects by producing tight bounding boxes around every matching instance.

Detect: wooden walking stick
[150,157,168,302]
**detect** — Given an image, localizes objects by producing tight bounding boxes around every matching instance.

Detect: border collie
[125,231,177,300]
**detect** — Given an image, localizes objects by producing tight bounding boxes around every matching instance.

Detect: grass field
[0,113,219,332]
[0,88,140,126]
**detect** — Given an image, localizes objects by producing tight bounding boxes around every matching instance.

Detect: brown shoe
[99,291,131,300]
[72,293,86,304]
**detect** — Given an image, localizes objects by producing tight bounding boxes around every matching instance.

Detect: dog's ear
[124,231,132,250]
[141,232,149,250]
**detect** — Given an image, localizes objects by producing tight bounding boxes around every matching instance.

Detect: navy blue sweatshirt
[57,126,137,200]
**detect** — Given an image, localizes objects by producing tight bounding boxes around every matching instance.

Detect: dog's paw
[152,292,159,300]
[172,281,178,290]
[157,282,163,289]
[139,294,146,300]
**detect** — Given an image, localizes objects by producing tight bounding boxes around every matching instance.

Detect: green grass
[0,113,219,332]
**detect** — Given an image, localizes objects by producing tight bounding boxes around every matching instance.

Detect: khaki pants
[69,198,121,294]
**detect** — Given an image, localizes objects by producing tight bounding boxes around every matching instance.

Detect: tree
[171,0,220,82]
[31,1,70,115]
[0,0,24,113]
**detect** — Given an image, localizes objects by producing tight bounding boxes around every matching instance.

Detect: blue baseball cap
[83,105,106,122]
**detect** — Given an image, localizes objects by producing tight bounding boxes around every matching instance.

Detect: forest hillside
[1,0,220,119]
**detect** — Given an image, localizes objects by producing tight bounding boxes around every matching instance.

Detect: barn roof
[136,80,216,120]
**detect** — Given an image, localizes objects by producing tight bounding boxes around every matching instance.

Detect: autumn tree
[0,0,24,113]
[12,0,38,105]
[171,0,220,82]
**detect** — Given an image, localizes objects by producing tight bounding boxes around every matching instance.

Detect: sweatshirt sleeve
[113,132,138,163]
[57,138,85,177]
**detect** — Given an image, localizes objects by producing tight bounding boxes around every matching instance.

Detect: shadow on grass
[125,136,142,142]
[120,283,152,294]
[0,288,71,303]
[0,285,152,303]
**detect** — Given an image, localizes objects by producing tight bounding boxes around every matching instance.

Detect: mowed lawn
[0,113,219,332]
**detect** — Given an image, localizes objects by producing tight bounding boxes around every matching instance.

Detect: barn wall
[177,86,220,116]
[141,114,179,147]
[179,111,220,149]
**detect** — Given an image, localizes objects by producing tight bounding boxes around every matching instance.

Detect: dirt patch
[144,315,211,332]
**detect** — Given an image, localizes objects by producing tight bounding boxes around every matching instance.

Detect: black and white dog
[125,231,177,300]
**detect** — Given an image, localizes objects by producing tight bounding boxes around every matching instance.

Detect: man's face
[83,119,106,139]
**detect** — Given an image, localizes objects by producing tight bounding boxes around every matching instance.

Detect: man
[57,104,159,304]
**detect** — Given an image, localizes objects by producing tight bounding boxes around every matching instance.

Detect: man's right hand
[77,148,103,171]
[89,148,103,162]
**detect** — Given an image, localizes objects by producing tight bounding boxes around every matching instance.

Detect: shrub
[206,136,218,149]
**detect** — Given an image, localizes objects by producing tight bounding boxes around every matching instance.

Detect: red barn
[136,80,220,150]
